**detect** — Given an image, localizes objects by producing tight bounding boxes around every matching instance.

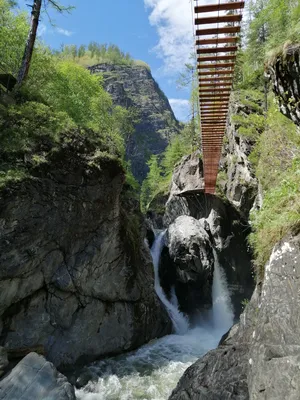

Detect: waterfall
[150,231,189,335]
[212,249,234,332]
[76,236,236,400]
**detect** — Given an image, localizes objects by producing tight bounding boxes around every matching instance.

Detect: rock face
[166,216,214,314]
[0,347,8,378]
[162,154,254,319]
[89,63,180,181]
[268,44,300,126]
[248,235,300,400]
[220,98,259,220]
[164,151,204,227]
[0,352,75,400]
[169,234,300,400]
[168,151,204,197]
[0,133,171,369]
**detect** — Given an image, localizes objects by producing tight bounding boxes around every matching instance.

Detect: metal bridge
[194,0,245,194]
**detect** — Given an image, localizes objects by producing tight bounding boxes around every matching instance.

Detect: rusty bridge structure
[194,0,245,194]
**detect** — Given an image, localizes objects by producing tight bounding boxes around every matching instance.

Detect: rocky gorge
[167,47,300,399]
[0,35,300,400]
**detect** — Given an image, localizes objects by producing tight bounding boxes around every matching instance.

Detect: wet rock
[166,215,214,314]
[0,352,75,400]
[145,218,155,247]
[0,347,8,377]
[75,368,99,389]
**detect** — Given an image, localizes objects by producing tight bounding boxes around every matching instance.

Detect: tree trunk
[17,0,42,86]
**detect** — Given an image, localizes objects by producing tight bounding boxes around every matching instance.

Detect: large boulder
[0,352,75,400]
[0,133,171,369]
[164,215,214,315]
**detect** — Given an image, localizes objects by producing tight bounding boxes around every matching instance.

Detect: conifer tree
[17,0,73,85]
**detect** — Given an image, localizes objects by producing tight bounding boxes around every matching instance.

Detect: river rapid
[76,232,233,400]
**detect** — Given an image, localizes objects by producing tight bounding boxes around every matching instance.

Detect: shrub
[0,101,75,153]
[249,158,300,280]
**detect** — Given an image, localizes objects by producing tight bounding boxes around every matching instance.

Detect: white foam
[212,250,234,332]
[150,231,189,335]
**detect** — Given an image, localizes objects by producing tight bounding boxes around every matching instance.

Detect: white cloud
[56,27,74,37]
[144,0,194,74]
[169,98,190,121]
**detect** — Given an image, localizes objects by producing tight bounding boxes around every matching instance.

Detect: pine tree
[17,0,73,85]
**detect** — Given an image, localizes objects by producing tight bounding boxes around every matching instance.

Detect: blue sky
[18,0,194,121]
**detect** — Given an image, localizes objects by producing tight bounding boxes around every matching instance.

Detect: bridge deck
[194,0,244,194]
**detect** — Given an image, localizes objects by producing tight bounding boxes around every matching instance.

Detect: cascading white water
[212,249,234,332]
[76,236,234,400]
[150,231,189,335]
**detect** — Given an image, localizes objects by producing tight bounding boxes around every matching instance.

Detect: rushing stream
[76,232,234,400]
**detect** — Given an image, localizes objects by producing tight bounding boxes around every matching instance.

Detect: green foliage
[230,90,265,140]
[177,56,201,145]
[0,168,28,188]
[140,127,197,212]
[0,0,137,190]
[0,101,75,153]
[57,42,148,69]
[40,61,111,126]
[251,102,300,188]
[162,136,187,177]
[216,170,227,198]
[234,90,264,113]
[124,161,140,194]
[133,60,151,70]
[232,113,265,140]
[0,0,28,75]
[140,155,163,212]
[231,1,300,280]
[248,102,300,278]
[236,0,300,90]
[241,298,249,307]
[249,158,300,280]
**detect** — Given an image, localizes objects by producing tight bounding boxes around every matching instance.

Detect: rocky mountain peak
[89,63,180,181]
